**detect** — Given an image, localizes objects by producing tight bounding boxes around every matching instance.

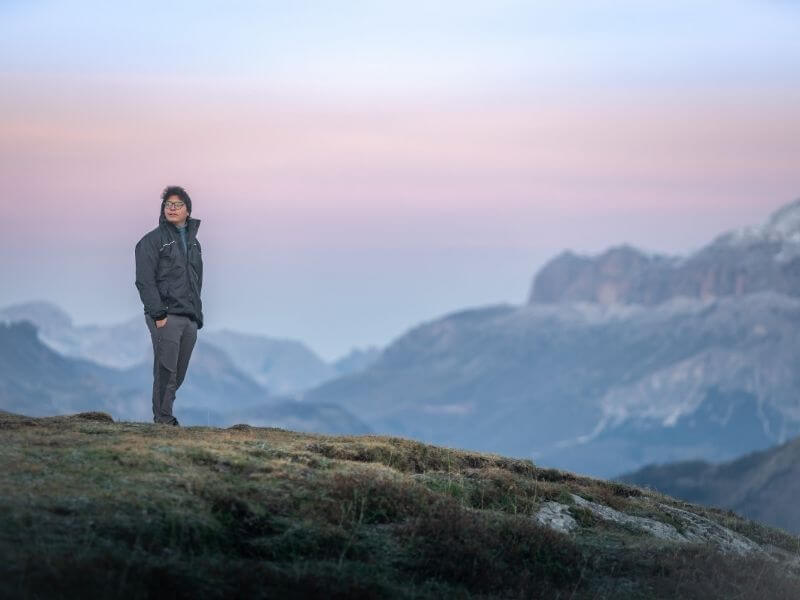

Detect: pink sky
[3,78,797,244]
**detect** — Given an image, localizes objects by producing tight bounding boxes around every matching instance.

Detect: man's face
[164,195,188,226]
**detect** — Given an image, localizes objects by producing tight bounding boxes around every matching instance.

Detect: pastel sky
[1,1,799,360]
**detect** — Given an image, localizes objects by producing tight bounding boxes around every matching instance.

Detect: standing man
[135,186,204,426]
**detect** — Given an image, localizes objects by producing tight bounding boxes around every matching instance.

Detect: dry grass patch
[305,436,538,476]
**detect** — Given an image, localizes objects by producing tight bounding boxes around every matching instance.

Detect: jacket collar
[159,215,201,241]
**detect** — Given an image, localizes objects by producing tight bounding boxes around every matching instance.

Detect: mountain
[201,329,336,395]
[0,302,376,392]
[3,409,799,599]
[0,300,72,333]
[0,302,150,369]
[109,337,273,418]
[529,199,800,305]
[303,199,800,477]
[0,320,141,418]
[332,345,382,375]
[618,435,800,534]
[0,318,269,422]
[303,293,800,476]
[0,320,368,433]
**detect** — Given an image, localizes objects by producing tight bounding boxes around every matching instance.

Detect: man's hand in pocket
[156,317,168,328]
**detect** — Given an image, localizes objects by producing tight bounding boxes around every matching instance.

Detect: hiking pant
[145,314,197,424]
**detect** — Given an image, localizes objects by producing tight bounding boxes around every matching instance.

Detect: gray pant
[144,314,197,424]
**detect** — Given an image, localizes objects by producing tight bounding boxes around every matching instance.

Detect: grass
[1,410,800,599]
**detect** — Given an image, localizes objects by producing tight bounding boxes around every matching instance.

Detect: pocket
[153,318,164,341]
[156,330,179,373]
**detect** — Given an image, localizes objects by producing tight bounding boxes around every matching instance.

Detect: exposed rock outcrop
[535,493,770,558]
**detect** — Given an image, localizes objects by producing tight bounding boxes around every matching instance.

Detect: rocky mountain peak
[765,198,800,239]
[529,198,800,306]
[710,199,800,247]
[529,244,671,305]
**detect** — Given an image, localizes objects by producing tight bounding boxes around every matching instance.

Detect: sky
[1,1,799,360]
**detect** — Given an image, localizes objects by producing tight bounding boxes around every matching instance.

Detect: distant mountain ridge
[4,199,799,478]
[0,302,380,394]
[332,345,382,375]
[303,292,800,476]
[0,320,369,434]
[0,320,142,419]
[0,301,147,369]
[529,199,800,306]
[303,198,800,477]
[201,329,336,395]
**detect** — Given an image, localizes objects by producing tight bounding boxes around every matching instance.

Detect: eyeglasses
[165,201,185,210]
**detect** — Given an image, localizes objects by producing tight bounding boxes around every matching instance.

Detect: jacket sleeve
[135,236,168,320]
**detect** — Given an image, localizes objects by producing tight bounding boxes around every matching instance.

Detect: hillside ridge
[2,410,799,599]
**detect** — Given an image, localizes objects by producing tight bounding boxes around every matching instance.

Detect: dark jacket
[135,208,204,329]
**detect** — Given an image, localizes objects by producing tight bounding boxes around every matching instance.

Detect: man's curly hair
[161,186,191,214]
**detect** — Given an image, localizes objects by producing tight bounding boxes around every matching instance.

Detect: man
[134,186,204,426]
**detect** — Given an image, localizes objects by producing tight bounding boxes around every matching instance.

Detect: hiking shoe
[170,417,180,427]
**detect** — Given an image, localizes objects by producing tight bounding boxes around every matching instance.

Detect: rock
[570,494,686,542]
[533,493,768,559]
[535,501,578,534]
[657,503,762,556]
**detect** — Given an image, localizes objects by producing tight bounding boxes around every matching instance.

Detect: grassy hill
[1,410,799,599]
